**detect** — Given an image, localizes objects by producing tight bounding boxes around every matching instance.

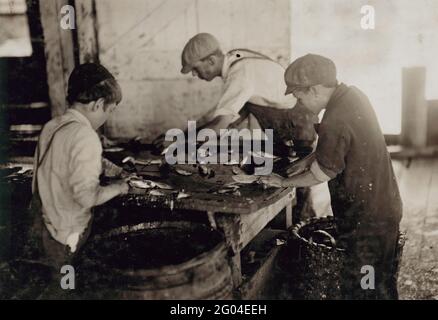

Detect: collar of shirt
[325,83,349,111]
[221,50,249,80]
[66,108,93,129]
[221,53,232,79]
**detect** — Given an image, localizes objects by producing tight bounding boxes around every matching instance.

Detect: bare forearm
[283,157,333,187]
[260,159,331,189]
[75,183,126,208]
[197,109,216,128]
[94,183,126,206]
[203,115,235,134]
[282,170,322,188]
[286,152,316,176]
[156,115,235,149]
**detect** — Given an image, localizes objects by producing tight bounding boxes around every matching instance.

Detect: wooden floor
[393,158,438,299]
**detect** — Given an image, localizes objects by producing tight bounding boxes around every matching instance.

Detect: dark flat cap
[284,54,337,95]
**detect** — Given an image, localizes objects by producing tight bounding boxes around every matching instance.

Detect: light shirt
[32,109,105,246]
[212,49,297,121]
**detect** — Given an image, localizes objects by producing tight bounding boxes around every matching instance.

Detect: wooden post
[427,100,438,146]
[40,0,75,117]
[75,0,99,63]
[401,67,428,148]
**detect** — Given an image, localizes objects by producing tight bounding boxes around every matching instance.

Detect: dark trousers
[28,212,93,272]
[18,213,93,299]
[40,219,93,272]
[338,221,401,300]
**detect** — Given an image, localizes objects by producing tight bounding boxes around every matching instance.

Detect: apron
[226,49,318,154]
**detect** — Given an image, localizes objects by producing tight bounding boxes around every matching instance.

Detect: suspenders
[224,49,283,130]
[33,121,77,196]
[23,120,78,261]
[227,48,282,69]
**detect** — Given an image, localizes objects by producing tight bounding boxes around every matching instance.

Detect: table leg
[229,253,242,294]
[215,213,243,288]
[207,211,217,229]
[286,202,293,228]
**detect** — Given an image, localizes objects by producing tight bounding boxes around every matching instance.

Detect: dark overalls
[314,83,403,299]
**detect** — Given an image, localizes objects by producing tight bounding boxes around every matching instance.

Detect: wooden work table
[101,149,296,296]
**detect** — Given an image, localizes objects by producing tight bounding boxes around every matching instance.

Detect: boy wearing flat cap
[261,54,403,299]
[29,63,130,270]
[151,33,320,222]
[153,33,318,151]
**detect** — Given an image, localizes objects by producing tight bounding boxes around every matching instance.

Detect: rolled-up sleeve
[315,121,351,179]
[213,64,254,121]
[68,128,103,208]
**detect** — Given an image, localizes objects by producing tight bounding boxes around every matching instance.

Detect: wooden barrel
[76,221,234,300]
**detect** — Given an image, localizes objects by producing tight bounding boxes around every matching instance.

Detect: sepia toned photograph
[0,0,437,304]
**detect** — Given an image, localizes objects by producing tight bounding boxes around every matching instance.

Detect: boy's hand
[258,174,285,188]
[152,133,175,151]
[116,179,130,195]
[100,134,118,148]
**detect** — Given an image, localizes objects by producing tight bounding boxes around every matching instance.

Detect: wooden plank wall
[93,0,291,140]
[75,0,98,63]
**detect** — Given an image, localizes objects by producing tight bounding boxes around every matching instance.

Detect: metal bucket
[76,221,234,300]
[277,216,406,300]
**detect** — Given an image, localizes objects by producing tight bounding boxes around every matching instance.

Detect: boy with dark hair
[31,63,129,270]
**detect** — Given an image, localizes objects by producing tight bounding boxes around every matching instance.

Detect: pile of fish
[128,178,172,190]
[231,175,259,184]
[128,177,190,200]
[0,166,33,183]
[175,168,192,176]
[122,156,163,167]
[173,164,215,178]
[216,182,241,196]
[198,164,214,178]
[121,148,284,201]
